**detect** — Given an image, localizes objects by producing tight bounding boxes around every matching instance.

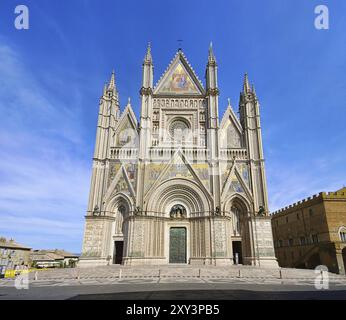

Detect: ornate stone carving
[92,205,100,216]
[140,87,153,96]
[258,206,266,216]
[170,204,187,219]
[228,125,241,148]
[134,206,141,216]
[206,88,220,96]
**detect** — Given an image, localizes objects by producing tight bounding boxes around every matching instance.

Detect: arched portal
[145,179,211,264]
[106,193,132,264]
[224,194,252,265]
[145,178,211,215]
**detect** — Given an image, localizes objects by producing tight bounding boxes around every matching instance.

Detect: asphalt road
[1,282,346,300]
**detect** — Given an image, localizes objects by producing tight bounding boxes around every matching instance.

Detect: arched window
[339,227,346,243]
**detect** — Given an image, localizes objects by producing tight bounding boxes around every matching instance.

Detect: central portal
[169,227,187,264]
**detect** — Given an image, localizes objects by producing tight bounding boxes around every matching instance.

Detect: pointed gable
[154,51,204,96]
[113,102,138,147]
[229,172,245,193]
[144,150,212,200]
[160,154,195,181]
[104,165,135,202]
[220,103,243,149]
[221,162,253,201]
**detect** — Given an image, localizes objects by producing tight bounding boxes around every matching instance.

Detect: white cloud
[0,41,91,252]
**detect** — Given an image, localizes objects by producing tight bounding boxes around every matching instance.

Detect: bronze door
[169,227,187,263]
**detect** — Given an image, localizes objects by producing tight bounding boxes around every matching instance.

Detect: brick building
[271,187,346,274]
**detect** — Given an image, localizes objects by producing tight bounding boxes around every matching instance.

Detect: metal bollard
[158,269,161,278]
[198,269,201,278]
[119,269,122,279]
[279,269,282,279]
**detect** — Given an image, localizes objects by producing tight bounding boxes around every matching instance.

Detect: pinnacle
[108,70,116,90]
[208,41,216,63]
[243,73,251,94]
[144,42,153,63]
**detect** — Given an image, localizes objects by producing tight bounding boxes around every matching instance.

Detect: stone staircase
[23,265,346,282]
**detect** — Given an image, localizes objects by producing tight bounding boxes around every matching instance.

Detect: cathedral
[80,44,278,268]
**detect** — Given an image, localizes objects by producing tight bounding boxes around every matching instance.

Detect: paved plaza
[0,265,346,300]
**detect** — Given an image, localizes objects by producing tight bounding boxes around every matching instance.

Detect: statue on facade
[170,205,187,219]
[258,206,266,216]
[134,206,141,216]
[92,205,100,216]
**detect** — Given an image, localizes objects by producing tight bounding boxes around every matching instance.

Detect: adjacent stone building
[31,250,79,268]
[271,187,346,274]
[0,238,32,272]
[80,44,278,268]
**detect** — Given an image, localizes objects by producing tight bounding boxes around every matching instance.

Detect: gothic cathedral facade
[80,44,278,268]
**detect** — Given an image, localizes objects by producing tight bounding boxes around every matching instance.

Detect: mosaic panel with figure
[158,62,200,95]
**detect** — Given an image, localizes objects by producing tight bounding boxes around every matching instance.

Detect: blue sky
[0,0,345,253]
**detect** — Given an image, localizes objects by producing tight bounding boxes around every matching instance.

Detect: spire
[227,98,231,107]
[208,41,216,63]
[142,43,154,90]
[144,42,152,63]
[108,70,116,90]
[243,73,251,94]
[252,84,257,98]
[206,41,218,90]
[103,70,119,101]
[127,97,131,106]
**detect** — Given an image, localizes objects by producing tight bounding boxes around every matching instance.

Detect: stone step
[22,265,346,282]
